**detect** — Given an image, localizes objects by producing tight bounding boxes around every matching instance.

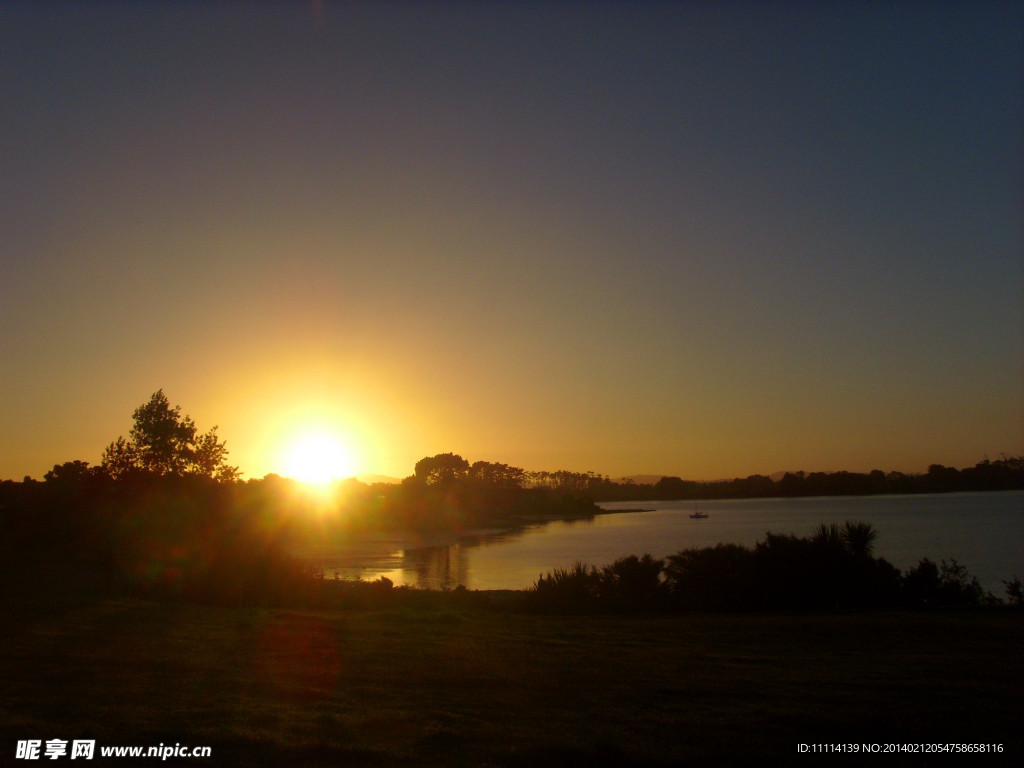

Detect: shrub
[1003,576,1023,607]
[597,554,665,610]
[664,544,753,612]
[902,558,985,607]
[529,561,601,613]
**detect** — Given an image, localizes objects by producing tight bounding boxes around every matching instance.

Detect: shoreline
[303,505,658,560]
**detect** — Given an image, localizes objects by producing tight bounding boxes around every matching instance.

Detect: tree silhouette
[811,522,844,550]
[468,461,526,489]
[101,390,238,481]
[841,520,878,559]
[43,460,101,485]
[413,453,469,486]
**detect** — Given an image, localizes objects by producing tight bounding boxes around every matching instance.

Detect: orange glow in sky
[1,3,1022,483]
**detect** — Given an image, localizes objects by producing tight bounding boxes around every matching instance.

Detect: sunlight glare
[282,430,357,485]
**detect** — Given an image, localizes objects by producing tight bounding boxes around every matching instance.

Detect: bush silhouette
[903,558,985,607]
[528,523,969,614]
[530,561,601,613]
[664,544,753,612]
[597,554,665,610]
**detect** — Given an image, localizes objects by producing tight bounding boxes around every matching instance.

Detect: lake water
[310,491,1024,594]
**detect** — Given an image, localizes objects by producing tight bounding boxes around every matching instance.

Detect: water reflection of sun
[281,429,357,485]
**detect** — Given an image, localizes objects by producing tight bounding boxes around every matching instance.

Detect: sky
[2,1,1022,483]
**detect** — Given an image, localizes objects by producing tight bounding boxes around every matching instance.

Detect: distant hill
[619,473,787,485]
[614,475,666,485]
[356,474,402,485]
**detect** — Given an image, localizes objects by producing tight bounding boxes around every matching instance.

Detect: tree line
[1,390,1021,607]
[580,461,1024,501]
[527,522,1022,614]
[4,390,1020,498]
[0,393,604,603]
[374,454,1024,502]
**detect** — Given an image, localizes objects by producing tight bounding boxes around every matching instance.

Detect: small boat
[689,505,708,519]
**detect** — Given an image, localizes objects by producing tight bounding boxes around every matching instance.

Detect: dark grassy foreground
[2,570,1021,767]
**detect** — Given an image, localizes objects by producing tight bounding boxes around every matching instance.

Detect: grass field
[2,568,1021,766]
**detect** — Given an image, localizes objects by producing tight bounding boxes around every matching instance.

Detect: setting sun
[281,430,357,484]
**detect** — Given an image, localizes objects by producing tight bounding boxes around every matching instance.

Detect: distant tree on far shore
[587,457,1024,502]
[414,453,470,486]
